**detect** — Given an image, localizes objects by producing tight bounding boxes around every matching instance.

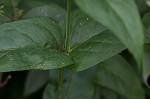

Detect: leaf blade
[95,55,145,99]
[62,11,125,71]
[75,0,144,71]
[70,31,125,71]
[24,70,49,96]
[0,49,73,72]
[0,18,73,72]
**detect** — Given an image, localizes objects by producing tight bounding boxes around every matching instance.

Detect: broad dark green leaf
[70,31,125,71]
[24,70,49,96]
[62,11,125,71]
[142,44,150,88]
[95,55,145,99]
[75,0,144,71]
[59,10,107,48]
[22,4,66,22]
[43,69,95,99]
[69,11,107,49]
[0,18,73,72]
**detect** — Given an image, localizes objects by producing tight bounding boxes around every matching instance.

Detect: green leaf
[100,87,127,99]
[70,31,125,71]
[24,70,49,96]
[0,18,73,72]
[62,11,125,71]
[43,69,95,99]
[95,55,145,99]
[75,0,144,71]
[59,10,107,48]
[69,10,107,48]
[22,4,66,22]
[142,44,150,88]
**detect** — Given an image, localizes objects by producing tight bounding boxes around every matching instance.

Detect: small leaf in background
[22,4,66,22]
[142,12,150,34]
[135,0,150,15]
[101,88,118,99]
[43,69,95,99]
[75,0,144,71]
[95,55,145,99]
[142,44,150,88]
[100,87,127,99]
[0,0,21,6]
[0,18,73,72]
[24,70,49,97]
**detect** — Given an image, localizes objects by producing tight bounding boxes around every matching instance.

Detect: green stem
[58,0,71,99]
[12,5,18,21]
[65,0,71,49]
[58,68,64,99]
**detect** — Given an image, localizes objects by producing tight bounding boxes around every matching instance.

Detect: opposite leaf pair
[0,11,125,72]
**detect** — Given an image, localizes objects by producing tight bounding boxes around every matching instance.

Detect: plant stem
[58,68,64,99]
[58,0,71,99]
[12,5,18,21]
[65,0,71,49]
